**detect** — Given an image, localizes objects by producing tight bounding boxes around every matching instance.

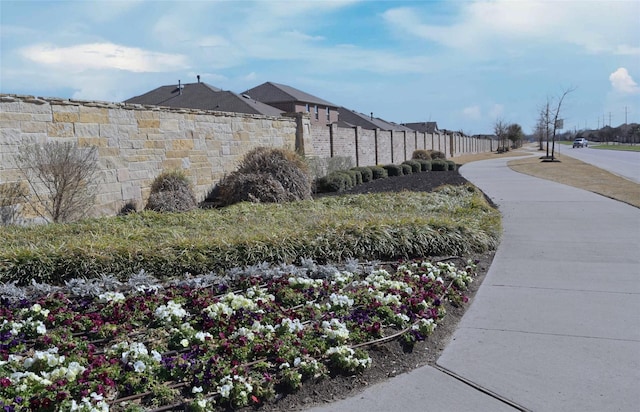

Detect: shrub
[346,169,363,186]
[16,141,99,223]
[212,147,312,206]
[431,159,448,171]
[316,172,352,193]
[237,147,312,201]
[428,150,447,160]
[146,170,197,212]
[383,164,403,177]
[351,167,373,183]
[216,173,289,204]
[306,156,354,181]
[446,160,457,171]
[412,150,431,160]
[370,166,388,180]
[402,160,422,173]
[417,159,432,171]
[401,164,412,175]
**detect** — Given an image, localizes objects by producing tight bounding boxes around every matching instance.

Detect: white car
[573,138,588,148]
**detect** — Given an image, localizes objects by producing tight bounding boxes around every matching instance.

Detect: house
[338,107,414,131]
[402,122,442,135]
[124,78,284,116]
[242,82,339,126]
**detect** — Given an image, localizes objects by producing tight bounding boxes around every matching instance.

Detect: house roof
[337,107,413,131]
[402,122,441,134]
[124,82,284,116]
[242,82,338,108]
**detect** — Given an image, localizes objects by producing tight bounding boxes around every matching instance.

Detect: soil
[245,169,497,411]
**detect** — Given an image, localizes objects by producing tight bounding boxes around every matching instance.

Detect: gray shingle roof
[338,107,413,131]
[402,122,441,134]
[124,82,284,116]
[242,82,338,108]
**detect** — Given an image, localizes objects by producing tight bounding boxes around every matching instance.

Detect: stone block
[137,119,160,129]
[75,123,100,138]
[79,107,108,123]
[53,112,80,123]
[171,139,194,150]
[0,112,32,121]
[159,119,179,131]
[121,183,142,201]
[161,159,183,170]
[47,122,74,137]
[21,122,48,133]
[22,102,51,114]
[99,124,119,139]
[97,147,120,157]
[0,102,21,113]
[78,137,108,148]
[166,150,190,159]
[117,168,130,182]
[143,140,166,149]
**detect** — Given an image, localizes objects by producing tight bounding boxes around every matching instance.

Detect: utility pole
[625,106,628,124]
[609,112,612,127]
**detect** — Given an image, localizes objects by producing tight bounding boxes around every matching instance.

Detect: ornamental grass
[0,185,500,285]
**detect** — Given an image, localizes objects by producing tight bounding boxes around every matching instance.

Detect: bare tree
[539,87,576,160]
[0,182,27,226]
[16,141,99,223]
[493,119,509,152]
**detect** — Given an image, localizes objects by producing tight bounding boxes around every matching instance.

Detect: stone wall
[0,94,493,220]
[0,95,300,217]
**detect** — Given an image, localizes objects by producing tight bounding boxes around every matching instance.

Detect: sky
[1,0,639,135]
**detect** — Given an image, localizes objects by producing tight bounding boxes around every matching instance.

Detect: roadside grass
[590,144,640,152]
[508,153,640,208]
[0,185,500,286]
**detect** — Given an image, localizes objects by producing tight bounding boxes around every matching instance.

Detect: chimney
[197,75,200,83]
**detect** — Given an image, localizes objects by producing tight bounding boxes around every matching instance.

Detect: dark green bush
[317,171,353,192]
[370,166,388,180]
[351,167,373,183]
[428,150,447,160]
[401,164,412,175]
[412,149,431,160]
[383,164,403,177]
[431,159,447,171]
[346,169,363,186]
[446,160,457,171]
[402,160,422,173]
[146,170,197,212]
[417,159,432,171]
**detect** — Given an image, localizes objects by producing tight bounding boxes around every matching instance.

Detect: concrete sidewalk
[307,156,640,412]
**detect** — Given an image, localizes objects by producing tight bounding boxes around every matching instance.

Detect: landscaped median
[0,185,501,411]
[0,185,500,285]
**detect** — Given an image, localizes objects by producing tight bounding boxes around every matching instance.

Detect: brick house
[124,78,283,116]
[242,82,339,126]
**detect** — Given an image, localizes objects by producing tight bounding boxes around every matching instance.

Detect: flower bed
[1,258,477,411]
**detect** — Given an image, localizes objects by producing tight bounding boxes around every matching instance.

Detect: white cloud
[609,68,640,94]
[21,42,189,73]
[383,1,640,56]
[462,105,481,120]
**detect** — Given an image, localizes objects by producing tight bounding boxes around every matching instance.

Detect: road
[557,145,640,183]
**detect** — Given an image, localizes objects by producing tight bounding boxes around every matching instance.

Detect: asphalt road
[557,145,640,183]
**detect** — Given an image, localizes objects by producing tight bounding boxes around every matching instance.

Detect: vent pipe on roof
[370,112,373,120]
[197,75,200,83]
[178,80,182,95]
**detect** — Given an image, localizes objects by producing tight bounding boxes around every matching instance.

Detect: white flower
[192,386,203,394]
[328,293,354,308]
[279,318,305,333]
[321,319,349,340]
[133,360,146,373]
[180,338,189,348]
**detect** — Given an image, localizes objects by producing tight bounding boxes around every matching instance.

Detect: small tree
[17,141,99,223]
[493,119,508,152]
[507,123,524,149]
[539,87,576,160]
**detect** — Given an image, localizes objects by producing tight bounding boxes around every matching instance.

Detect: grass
[0,185,501,285]
[590,144,640,152]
